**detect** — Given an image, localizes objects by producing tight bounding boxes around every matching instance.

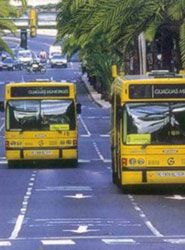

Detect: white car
[17,50,33,66]
[50,55,67,68]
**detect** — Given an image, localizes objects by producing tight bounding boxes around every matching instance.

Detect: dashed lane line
[0,123,4,131]
[102,239,137,244]
[79,115,91,137]
[0,241,11,246]
[42,239,75,245]
[128,195,163,237]
[9,171,37,239]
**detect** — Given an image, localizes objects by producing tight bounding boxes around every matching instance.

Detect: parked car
[2,57,23,71]
[50,54,67,68]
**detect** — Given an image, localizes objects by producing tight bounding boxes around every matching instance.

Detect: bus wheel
[112,172,117,184]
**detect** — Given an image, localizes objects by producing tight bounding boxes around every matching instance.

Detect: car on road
[50,54,67,68]
[2,57,23,71]
[17,49,33,66]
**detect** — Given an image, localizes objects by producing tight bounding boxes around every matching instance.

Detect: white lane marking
[102,239,136,244]
[9,215,24,239]
[36,186,92,192]
[0,241,11,246]
[145,221,163,237]
[164,239,185,244]
[128,195,163,237]
[165,195,185,200]
[63,225,99,234]
[0,123,4,131]
[42,240,75,245]
[64,193,92,199]
[93,140,104,161]
[0,160,7,164]
[9,171,37,239]
[100,134,110,137]
[103,159,111,163]
[79,115,91,137]
[80,134,91,137]
[78,159,91,163]
[86,116,109,119]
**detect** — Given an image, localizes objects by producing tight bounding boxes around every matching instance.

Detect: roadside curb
[81,74,111,109]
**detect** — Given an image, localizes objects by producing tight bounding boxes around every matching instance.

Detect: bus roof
[5,82,76,100]
[6,81,75,87]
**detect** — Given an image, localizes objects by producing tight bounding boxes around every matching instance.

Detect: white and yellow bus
[111,70,185,189]
[0,81,81,167]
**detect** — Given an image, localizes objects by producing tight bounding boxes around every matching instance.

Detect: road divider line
[0,160,7,164]
[92,140,104,162]
[9,171,37,239]
[0,123,4,132]
[164,239,185,244]
[42,240,75,245]
[128,195,163,237]
[0,241,11,246]
[102,239,136,244]
[79,115,91,137]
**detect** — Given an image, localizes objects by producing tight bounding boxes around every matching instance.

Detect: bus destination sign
[11,86,70,97]
[129,84,185,99]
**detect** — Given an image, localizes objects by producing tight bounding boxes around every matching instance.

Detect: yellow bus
[111,70,185,189]
[0,81,81,167]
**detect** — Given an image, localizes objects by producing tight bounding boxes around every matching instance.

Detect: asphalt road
[0,35,185,250]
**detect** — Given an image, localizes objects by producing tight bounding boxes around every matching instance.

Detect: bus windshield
[123,102,185,145]
[6,99,75,131]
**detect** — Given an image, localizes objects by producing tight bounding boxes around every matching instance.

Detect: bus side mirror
[77,103,82,114]
[0,101,4,112]
[111,64,117,78]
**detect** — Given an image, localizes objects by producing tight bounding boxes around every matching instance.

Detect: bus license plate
[157,172,185,177]
[31,150,52,155]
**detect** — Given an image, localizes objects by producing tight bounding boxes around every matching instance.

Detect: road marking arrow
[64,193,92,199]
[165,195,185,200]
[63,225,99,234]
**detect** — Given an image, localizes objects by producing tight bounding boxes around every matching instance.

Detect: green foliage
[0,0,27,55]
[56,0,185,93]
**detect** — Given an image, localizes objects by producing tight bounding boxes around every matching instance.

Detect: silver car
[50,54,67,68]
[17,50,33,66]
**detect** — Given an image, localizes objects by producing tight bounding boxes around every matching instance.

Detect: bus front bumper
[121,167,185,185]
[6,147,77,161]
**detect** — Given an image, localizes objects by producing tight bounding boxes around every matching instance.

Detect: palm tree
[56,0,185,91]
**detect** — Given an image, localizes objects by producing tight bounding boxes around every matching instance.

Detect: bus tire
[112,172,117,184]
[7,161,18,168]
